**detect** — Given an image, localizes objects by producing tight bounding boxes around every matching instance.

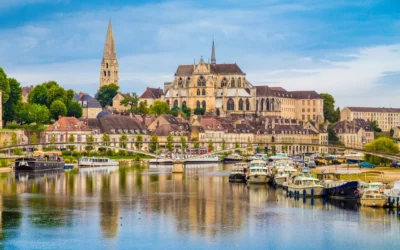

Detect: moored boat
[287,174,324,197]
[273,167,297,187]
[229,163,247,183]
[64,164,75,171]
[78,157,119,168]
[246,160,270,184]
[360,189,387,207]
[317,171,360,199]
[15,151,64,171]
[224,153,243,163]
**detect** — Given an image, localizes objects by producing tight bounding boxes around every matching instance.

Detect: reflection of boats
[78,166,119,174]
[360,189,387,207]
[229,163,247,183]
[317,172,360,199]
[78,157,119,168]
[327,198,359,210]
[149,158,173,165]
[15,169,64,182]
[287,174,324,196]
[15,151,64,171]
[224,153,243,163]
[64,164,75,171]
[246,160,270,184]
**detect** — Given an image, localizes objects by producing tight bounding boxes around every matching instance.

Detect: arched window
[197,76,206,87]
[271,98,275,111]
[108,71,110,77]
[238,78,242,88]
[197,89,200,96]
[173,100,178,107]
[186,77,190,87]
[260,99,264,111]
[216,109,220,116]
[266,98,270,111]
[103,71,106,77]
[202,101,206,109]
[227,99,235,111]
[246,99,250,110]
[202,89,206,96]
[238,99,243,110]
[106,63,109,68]
[178,78,183,86]
[196,101,201,109]
[231,78,235,88]
[221,77,228,88]
[182,101,187,108]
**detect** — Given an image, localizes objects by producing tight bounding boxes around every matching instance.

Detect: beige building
[330,119,374,149]
[22,85,33,104]
[112,92,131,112]
[100,20,119,87]
[341,107,400,132]
[138,87,164,106]
[73,93,102,119]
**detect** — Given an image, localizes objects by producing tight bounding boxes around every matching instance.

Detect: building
[139,87,164,106]
[100,20,119,87]
[22,85,33,103]
[330,119,374,149]
[73,93,102,119]
[112,92,132,112]
[341,107,400,132]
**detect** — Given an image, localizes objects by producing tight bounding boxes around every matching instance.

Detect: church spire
[211,38,216,64]
[103,20,117,59]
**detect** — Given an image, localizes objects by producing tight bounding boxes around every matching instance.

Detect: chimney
[79,92,84,99]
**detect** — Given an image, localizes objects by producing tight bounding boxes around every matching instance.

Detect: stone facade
[100,20,119,87]
[112,92,131,112]
[330,119,374,149]
[73,93,102,119]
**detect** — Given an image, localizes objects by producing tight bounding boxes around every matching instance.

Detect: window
[238,78,242,88]
[246,99,250,111]
[313,108,315,112]
[302,115,305,120]
[307,100,310,105]
[231,78,235,88]
[186,77,190,87]
[202,101,206,109]
[221,78,228,87]
[103,71,106,76]
[197,89,200,96]
[227,99,235,111]
[302,100,305,105]
[77,135,82,142]
[239,99,243,110]
[166,100,170,106]
[173,100,178,107]
[108,71,110,77]
[197,76,206,87]
[196,101,201,109]
[202,89,206,95]
[178,78,183,86]
[106,63,109,68]
[313,100,315,105]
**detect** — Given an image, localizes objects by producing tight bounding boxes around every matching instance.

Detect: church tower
[100,20,119,87]
[211,39,216,64]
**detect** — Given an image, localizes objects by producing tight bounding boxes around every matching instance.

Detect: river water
[0,163,399,249]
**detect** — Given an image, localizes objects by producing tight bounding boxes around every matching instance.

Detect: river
[0,163,399,249]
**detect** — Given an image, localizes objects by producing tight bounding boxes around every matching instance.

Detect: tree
[67,134,76,154]
[30,133,38,144]
[95,83,119,107]
[120,92,139,112]
[149,135,158,153]
[328,127,340,145]
[193,137,200,149]
[165,134,174,152]
[3,78,22,124]
[30,104,50,125]
[135,134,143,150]
[137,101,149,115]
[222,139,227,150]
[67,101,83,118]
[48,134,57,150]
[85,134,95,155]
[370,121,382,133]
[11,132,17,146]
[50,100,67,120]
[364,137,399,165]
[28,84,49,106]
[2,139,8,148]
[119,134,128,149]
[0,68,10,105]
[208,139,214,151]
[180,136,188,150]
[149,100,170,116]
[234,142,240,149]
[194,108,205,115]
[247,138,252,153]
[182,103,191,117]
[320,93,340,123]
[102,133,111,146]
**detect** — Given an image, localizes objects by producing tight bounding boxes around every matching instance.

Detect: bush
[14,148,23,155]
[0,159,9,168]
[106,149,114,156]
[118,150,128,156]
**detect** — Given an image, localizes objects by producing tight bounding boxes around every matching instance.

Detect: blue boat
[317,173,359,199]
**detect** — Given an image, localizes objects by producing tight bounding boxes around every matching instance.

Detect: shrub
[0,159,9,168]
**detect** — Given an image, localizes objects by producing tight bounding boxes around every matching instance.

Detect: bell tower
[100,20,119,87]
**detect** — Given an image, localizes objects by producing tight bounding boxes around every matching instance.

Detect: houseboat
[287,174,325,197]
[229,163,247,183]
[317,172,360,199]
[14,151,64,171]
[78,157,119,168]
[224,153,243,163]
[360,189,387,207]
[273,167,297,187]
[246,160,270,184]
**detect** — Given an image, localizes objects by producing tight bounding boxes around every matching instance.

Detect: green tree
[119,134,128,149]
[3,78,22,124]
[47,83,67,105]
[328,127,340,145]
[135,134,143,150]
[85,133,95,155]
[102,133,111,146]
[11,132,17,146]
[95,83,119,107]
[50,134,56,144]
[0,68,10,105]
[364,137,399,165]
[67,101,83,118]
[222,138,227,150]
[137,101,149,115]
[234,142,240,149]
[320,93,340,123]
[181,103,191,117]
[120,93,139,112]
[247,138,252,153]
[208,139,214,151]
[149,100,170,116]
[180,136,188,150]
[28,84,49,106]
[2,139,8,148]
[67,134,76,155]
[193,108,205,115]
[31,104,50,125]
[149,135,159,153]
[166,134,174,152]
[50,100,67,120]
[193,137,200,149]
[370,120,382,133]
[30,133,38,144]
[16,104,33,124]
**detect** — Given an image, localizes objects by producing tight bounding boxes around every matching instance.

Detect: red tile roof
[139,87,164,99]
[47,117,91,131]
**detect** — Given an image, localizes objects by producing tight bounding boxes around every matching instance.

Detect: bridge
[2,142,400,173]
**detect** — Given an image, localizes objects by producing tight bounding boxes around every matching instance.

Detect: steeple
[100,20,119,87]
[211,38,216,64]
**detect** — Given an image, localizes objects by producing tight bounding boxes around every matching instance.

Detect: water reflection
[0,164,398,249]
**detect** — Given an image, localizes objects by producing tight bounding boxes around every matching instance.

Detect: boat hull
[79,163,119,168]
[229,174,246,183]
[287,186,325,196]
[224,159,243,163]
[360,198,387,207]
[15,158,64,171]
[274,176,288,187]
[325,181,359,199]
[246,174,270,184]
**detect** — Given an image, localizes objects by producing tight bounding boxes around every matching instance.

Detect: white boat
[247,153,268,162]
[184,155,220,163]
[224,153,243,163]
[384,181,400,198]
[358,181,385,195]
[274,167,297,187]
[360,189,387,207]
[229,163,247,183]
[287,174,324,196]
[78,157,119,168]
[246,160,270,184]
[149,158,173,165]
[268,153,289,162]
[79,166,119,174]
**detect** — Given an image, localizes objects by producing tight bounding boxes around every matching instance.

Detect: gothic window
[260,99,264,111]
[227,98,235,111]
[178,78,183,86]
[197,89,200,96]
[246,99,250,110]
[186,77,190,87]
[271,98,275,111]
[108,71,110,77]
[221,77,228,88]
[173,100,178,107]
[202,101,206,109]
[202,89,206,95]
[266,99,270,111]
[197,76,206,87]
[238,78,242,88]
[238,99,243,110]
[106,63,109,68]
[231,78,235,88]
[103,71,106,77]
[182,101,187,108]
[196,101,201,109]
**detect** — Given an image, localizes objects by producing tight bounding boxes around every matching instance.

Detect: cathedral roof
[175,63,244,76]
[256,86,321,99]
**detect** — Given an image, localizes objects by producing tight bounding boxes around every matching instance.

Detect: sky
[0,0,399,108]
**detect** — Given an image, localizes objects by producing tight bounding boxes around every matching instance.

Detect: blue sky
[0,0,399,107]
